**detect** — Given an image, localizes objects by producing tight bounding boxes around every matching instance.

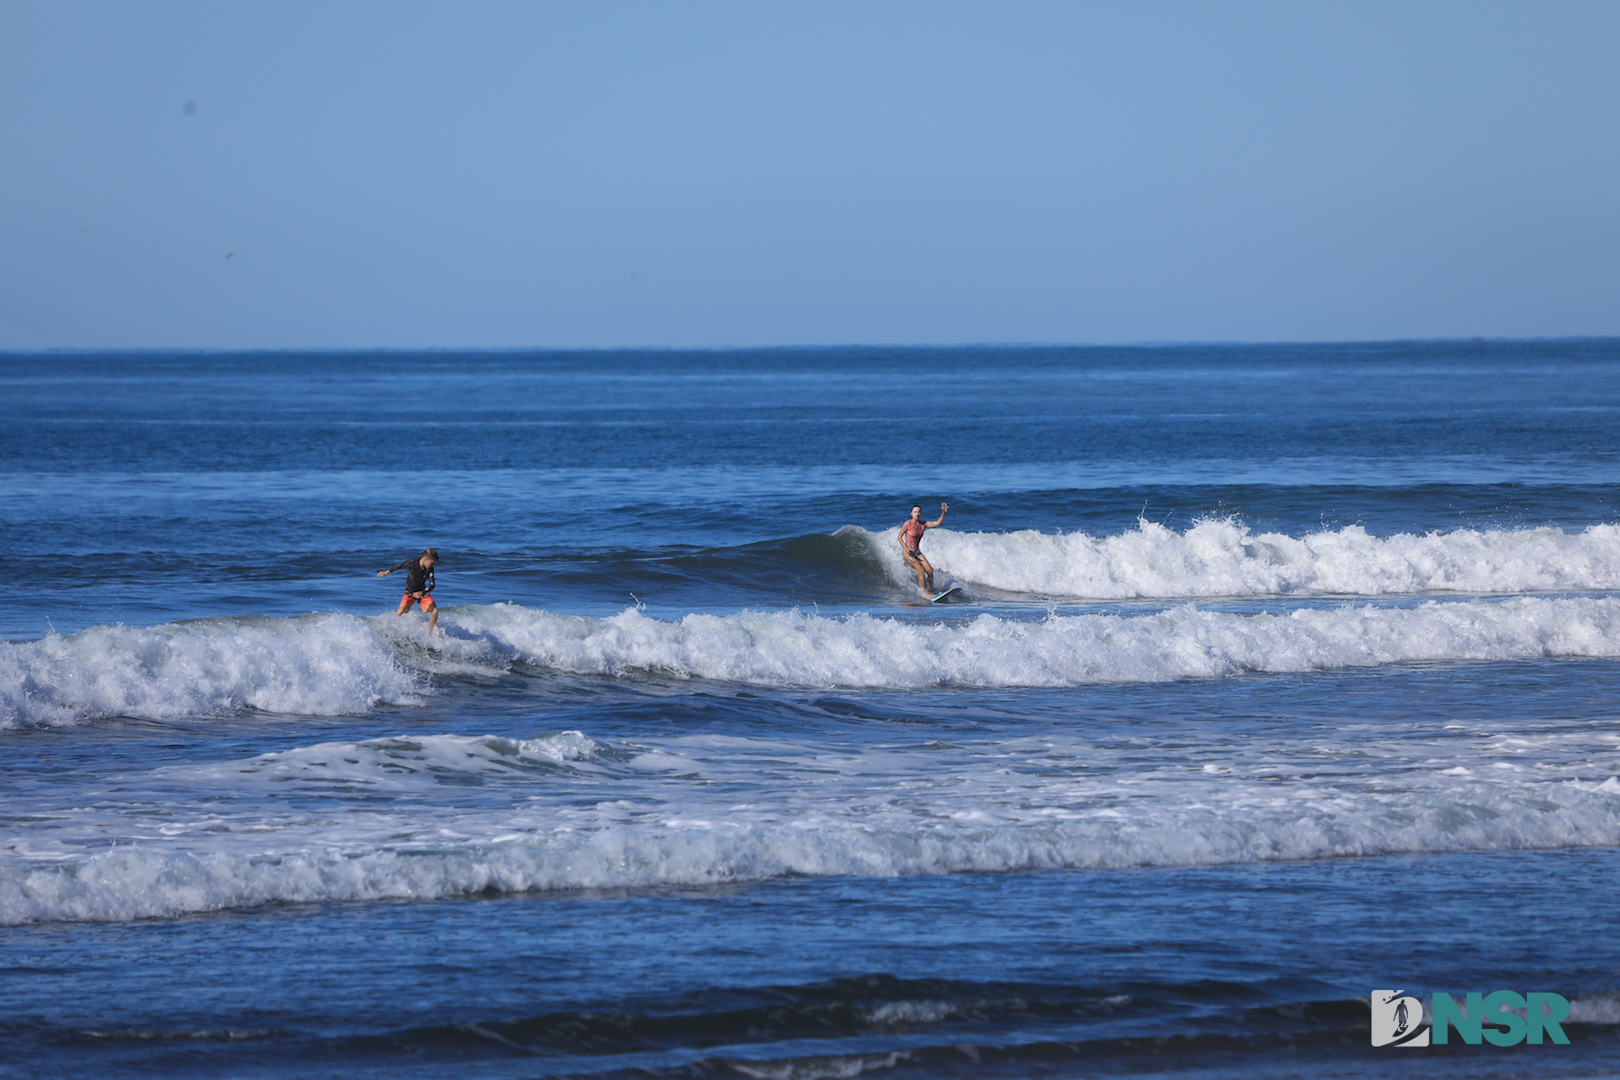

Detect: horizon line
[3,334,1619,357]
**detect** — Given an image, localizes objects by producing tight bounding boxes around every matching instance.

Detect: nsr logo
[1372,989,1571,1047]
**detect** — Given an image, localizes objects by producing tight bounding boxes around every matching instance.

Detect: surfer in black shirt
[378,548,441,631]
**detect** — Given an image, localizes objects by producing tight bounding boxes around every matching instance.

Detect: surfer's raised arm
[928,502,947,528]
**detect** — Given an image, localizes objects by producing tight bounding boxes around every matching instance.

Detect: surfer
[898,503,947,593]
[378,548,440,631]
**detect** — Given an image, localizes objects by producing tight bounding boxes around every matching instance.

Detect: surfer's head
[911,505,922,518]
[421,548,440,566]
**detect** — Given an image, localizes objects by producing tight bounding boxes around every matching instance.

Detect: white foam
[850,520,1620,599]
[4,721,1618,924]
[0,614,421,728]
[442,596,1620,689]
[171,731,609,790]
[1569,993,1620,1025]
[863,1001,968,1024]
[10,596,1620,726]
[4,776,1616,924]
[728,1051,912,1080]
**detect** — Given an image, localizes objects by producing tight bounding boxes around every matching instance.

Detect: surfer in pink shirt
[897,502,947,593]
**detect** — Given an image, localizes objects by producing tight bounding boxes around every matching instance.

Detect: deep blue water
[3,341,1620,1077]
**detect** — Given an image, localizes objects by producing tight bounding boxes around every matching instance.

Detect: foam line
[4,772,1616,924]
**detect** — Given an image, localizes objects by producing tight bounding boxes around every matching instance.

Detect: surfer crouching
[898,503,947,593]
[378,547,440,631]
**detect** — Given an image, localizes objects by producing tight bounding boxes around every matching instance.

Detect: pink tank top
[902,519,926,550]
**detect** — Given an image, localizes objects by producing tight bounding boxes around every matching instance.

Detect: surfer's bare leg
[425,598,439,632]
[903,550,933,592]
[394,596,412,616]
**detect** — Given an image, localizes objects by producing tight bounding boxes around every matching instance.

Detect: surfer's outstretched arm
[926,502,948,528]
[377,550,441,632]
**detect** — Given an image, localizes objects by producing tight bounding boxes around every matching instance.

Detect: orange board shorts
[401,593,436,610]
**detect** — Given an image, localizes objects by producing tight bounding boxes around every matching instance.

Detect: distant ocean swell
[848,520,1620,598]
[9,596,1620,725]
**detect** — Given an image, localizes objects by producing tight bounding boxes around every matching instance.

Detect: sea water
[2,342,1619,1077]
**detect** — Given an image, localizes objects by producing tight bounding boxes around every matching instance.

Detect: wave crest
[447,597,1620,688]
[0,614,421,727]
[850,520,1620,599]
[9,595,1620,726]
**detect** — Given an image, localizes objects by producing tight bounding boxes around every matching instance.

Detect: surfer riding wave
[378,548,441,632]
[898,502,947,594]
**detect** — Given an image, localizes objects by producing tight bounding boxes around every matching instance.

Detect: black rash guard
[390,558,435,595]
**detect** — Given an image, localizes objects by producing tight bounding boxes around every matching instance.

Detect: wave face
[4,726,1617,924]
[849,520,1620,599]
[9,595,1620,726]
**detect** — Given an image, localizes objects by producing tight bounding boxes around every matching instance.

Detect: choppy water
[3,342,1619,1077]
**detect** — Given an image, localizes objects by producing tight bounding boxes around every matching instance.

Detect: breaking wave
[9,595,1620,726]
[446,597,1620,688]
[848,520,1620,599]
[0,613,423,727]
[4,754,1617,924]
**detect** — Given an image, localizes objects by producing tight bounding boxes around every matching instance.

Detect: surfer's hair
[422,548,440,561]
[911,505,921,512]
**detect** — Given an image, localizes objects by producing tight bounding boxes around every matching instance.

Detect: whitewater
[855,519,1620,599]
[6,720,1618,925]
[8,594,1620,727]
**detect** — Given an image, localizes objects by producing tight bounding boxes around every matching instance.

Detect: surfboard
[929,586,962,603]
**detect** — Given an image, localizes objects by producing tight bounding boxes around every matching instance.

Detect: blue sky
[2,1,1617,348]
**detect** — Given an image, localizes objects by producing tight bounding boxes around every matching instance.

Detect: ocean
[3,341,1619,1078]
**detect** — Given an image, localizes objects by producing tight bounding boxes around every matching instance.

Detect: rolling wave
[845,519,1620,599]
[0,613,423,727]
[7,595,1620,726]
[450,597,1620,688]
[4,749,1617,923]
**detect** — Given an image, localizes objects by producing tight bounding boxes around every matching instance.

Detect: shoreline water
[5,851,1617,1078]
